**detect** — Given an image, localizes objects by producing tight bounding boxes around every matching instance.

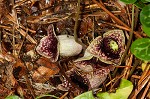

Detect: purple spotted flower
[86,30,125,65]
[36,24,59,62]
[36,24,83,62]
[57,60,111,91]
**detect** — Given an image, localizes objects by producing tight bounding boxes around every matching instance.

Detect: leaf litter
[0,0,149,99]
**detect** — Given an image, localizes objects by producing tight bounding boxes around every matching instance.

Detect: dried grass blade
[141,80,150,99]
[132,71,150,98]
[5,13,37,44]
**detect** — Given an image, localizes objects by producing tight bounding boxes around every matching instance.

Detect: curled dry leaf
[13,59,26,79]
[32,66,55,83]
[33,83,56,96]
[57,60,111,91]
[0,53,16,63]
[0,84,12,98]
[0,52,17,88]
[32,57,59,83]
[78,17,93,37]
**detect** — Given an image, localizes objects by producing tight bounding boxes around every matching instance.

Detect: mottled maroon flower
[87,30,125,65]
[57,60,111,91]
[36,24,59,62]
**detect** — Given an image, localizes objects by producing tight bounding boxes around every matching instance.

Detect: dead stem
[74,0,80,40]
[23,61,36,98]
[0,28,2,53]
[134,6,139,30]
[13,0,29,8]
[122,54,133,79]
[0,25,11,29]
[24,74,36,98]
[12,3,17,56]
[128,59,141,78]
[16,29,28,58]
[113,5,135,77]
[141,80,150,99]
[92,0,129,27]
[126,6,132,27]
[5,13,37,44]
[27,15,70,24]
[131,75,141,79]
[107,75,123,91]
[131,71,150,98]
[73,0,80,41]
[100,21,142,38]
[114,66,132,68]
[59,92,68,99]
[92,0,142,38]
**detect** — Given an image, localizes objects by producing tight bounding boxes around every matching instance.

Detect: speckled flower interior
[57,60,110,91]
[36,24,59,62]
[86,30,125,65]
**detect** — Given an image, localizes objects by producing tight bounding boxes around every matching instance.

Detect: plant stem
[122,5,135,62]
[128,59,141,78]
[74,0,80,42]
[74,0,87,49]
[113,5,135,77]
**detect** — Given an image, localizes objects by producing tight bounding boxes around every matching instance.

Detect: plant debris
[0,0,149,99]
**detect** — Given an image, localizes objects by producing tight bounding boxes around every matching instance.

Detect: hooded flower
[36,24,83,62]
[36,24,59,62]
[86,30,125,65]
[57,60,111,91]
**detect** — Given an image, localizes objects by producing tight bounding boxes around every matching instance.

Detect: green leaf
[120,0,137,4]
[145,0,150,2]
[97,79,133,99]
[142,25,150,37]
[141,61,150,71]
[5,95,20,99]
[141,0,149,3]
[140,4,150,27]
[131,38,150,61]
[74,91,95,99]
[134,0,146,8]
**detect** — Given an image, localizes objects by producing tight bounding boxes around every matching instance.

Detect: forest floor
[0,0,149,99]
